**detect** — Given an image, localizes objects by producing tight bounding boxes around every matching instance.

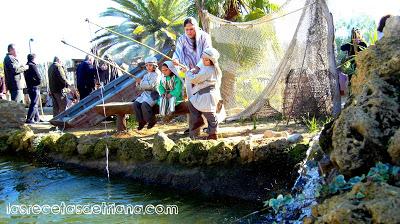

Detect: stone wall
[0,126,308,202]
[320,16,400,177]
[0,100,25,129]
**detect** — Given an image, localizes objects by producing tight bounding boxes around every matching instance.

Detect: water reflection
[0,156,255,223]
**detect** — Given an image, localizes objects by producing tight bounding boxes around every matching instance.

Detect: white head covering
[144,56,158,66]
[162,61,179,76]
[202,48,222,88]
[202,48,220,66]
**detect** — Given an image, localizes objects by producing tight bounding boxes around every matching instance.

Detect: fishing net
[202,0,340,121]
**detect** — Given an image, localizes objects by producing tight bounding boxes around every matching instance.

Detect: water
[259,134,323,223]
[0,156,255,223]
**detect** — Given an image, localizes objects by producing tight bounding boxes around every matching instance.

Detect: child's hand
[135,78,141,85]
[180,66,188,73]
[191,66,200,74]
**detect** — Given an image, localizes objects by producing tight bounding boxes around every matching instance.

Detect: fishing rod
[85,18,188,70]
[61,40,134,77]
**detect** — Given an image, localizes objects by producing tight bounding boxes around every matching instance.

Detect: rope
[88,21,111,182]
[88,22,109,134]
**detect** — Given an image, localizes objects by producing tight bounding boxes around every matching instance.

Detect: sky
[0,0,399,64]
[0,0,120,63]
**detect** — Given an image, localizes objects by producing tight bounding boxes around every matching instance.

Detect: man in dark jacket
[24,54,42,123]
[3,44,28,103]
[76,55,96,100]
[48,56,69,116]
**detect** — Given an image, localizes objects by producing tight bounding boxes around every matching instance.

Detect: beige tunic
[189,65,221,113]
[135,71,160,106]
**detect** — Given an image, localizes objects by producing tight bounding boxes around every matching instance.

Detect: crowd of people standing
[1,43,119,124]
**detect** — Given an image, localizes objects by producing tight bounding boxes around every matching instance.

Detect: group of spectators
[1,43,119,123]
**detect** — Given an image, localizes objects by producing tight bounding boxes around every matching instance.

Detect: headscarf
[162,61,184,94]
[144,56,158,66]
[202,48,222,88]
[172,17,212,69]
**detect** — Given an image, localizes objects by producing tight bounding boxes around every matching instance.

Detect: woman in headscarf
[173,17,212,75]
[173,17,212,134]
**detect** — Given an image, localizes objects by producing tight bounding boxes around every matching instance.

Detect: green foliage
[243,8,265,21]
[93,0,187,63]
[264,194,294,214]
[318,163,400,198]
[301,114,333,134]
[302,115,319,133]
[252,116,257,130]
[196,0,279,22]
[367,162,391,182]
[126,115,138,130]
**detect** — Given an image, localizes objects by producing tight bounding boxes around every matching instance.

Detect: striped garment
[172,29,212,70]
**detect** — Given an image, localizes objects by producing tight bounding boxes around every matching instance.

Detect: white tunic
[134,71,160,106]
[189,65,222,113]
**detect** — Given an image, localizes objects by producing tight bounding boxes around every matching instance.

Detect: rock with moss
[288,143,309,164]
[236,139,255,164]
[206,141,237,165]
[93,137,121,159]
[324,17,400,176]
[30,134,45,154]
[313,182,400,223]
[117,137,153,162]
[77,135,98,158]
[0,132,11,153]
[38,133,62,153]
[152,132,175,161]
[6,126,35,152]
[179,140,215,166]
[166,138,191,164]
[55,133,78,156]
[254,139,290,162]
[388,128,400,166]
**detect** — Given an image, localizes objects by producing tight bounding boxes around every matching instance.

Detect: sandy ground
[26,107,309,141]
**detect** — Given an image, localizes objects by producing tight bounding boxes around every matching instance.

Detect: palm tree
[92,0,189,63]
[192,0,280,22]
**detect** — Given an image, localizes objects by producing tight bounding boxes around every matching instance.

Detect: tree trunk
[224,0,240,21]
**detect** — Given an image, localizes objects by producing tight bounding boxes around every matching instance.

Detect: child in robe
[187,48,224,140]
[133,56,161,130]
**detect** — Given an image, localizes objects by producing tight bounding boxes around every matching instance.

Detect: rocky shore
[0,125,308,202]
[311,16,400,223]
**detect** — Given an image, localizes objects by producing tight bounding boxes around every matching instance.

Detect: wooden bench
[94,101,189,132]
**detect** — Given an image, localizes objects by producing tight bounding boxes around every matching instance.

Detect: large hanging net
[202,0,340,121]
